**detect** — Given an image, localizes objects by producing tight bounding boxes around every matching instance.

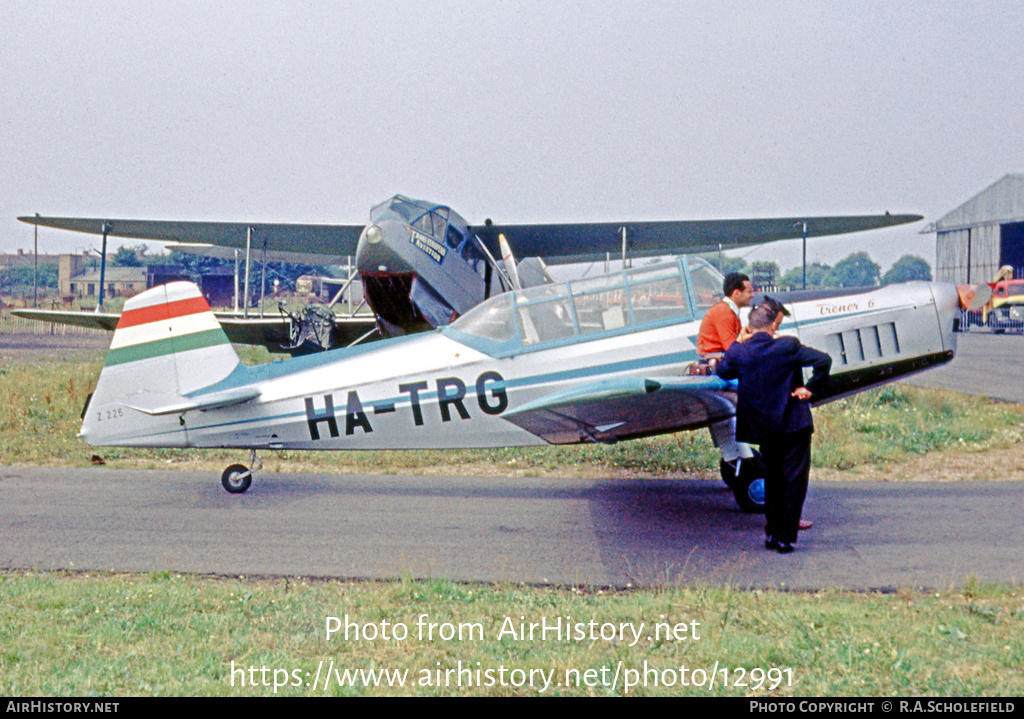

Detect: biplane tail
[80,282,243,447]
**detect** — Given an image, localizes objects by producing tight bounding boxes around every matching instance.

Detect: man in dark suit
[716,298,831,554]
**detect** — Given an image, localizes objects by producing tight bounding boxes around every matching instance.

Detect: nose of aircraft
[355,217,412,276]
[934,282,963,354]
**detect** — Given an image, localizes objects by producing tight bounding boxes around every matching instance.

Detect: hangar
[928,174,1024,284]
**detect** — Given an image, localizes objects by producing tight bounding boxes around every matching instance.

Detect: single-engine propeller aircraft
[78,253,969,512]
[20,197,921,345]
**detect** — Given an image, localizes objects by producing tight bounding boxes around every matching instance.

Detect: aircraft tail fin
[80,282,242,447]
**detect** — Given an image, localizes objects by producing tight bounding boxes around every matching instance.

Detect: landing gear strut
[221,450,262,494]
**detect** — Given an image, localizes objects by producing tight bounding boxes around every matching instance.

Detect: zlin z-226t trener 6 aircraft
[77,257,968,512]
[22,198,969,511]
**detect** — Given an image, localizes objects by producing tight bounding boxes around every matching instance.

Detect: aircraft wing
[11,308,122,331]
[502,375,737,444]
[473,213,923,262]
[11,308,376,354]
[20,211,921,265]
[163,243,349,265]
[17,216,364,263]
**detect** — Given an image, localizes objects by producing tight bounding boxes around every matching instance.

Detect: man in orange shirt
[697,272,754,356]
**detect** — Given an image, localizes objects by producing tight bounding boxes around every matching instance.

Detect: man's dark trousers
[760,427,813,545]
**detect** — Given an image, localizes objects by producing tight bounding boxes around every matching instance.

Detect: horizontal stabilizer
[121,386,261,416]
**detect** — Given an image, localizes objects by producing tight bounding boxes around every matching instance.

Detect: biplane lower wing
[12,308,377,355]
[11,308,122,332]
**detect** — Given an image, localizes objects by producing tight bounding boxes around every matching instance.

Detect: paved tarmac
[1,466,1020,590]
[1,330,1020,590]
[901,330,1024,402]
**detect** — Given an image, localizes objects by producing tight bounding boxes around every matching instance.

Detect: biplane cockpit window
[384,196,450,239]
[458,232,487,277]
[407,204,449,239]
[387,196,419,223]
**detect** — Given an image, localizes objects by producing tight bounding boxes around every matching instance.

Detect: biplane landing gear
[221,450,262,494]
[719,451,766,514]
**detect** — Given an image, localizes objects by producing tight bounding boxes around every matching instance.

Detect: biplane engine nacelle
[355,195,504,336]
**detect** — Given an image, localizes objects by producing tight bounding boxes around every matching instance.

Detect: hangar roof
[928,174,1024,232]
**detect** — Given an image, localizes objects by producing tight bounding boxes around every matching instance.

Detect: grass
[0,571,1021,696]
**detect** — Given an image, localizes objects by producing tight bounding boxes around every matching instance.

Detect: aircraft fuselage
[80,258,961,454]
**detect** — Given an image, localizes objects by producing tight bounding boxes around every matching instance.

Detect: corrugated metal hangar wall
[930,174,1024,283]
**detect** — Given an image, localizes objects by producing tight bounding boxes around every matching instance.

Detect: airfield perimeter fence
[958,309,1024,334]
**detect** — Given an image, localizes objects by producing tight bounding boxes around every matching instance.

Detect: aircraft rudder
[82,282,240,447]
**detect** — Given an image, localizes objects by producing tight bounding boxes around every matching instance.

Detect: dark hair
[759,296,789,317]
[723,272,750,297]
[749,296,789,329]
[748,303,778,329]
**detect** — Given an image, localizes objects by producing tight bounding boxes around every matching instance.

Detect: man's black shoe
[777,542,795,554]
[765,536,779,550]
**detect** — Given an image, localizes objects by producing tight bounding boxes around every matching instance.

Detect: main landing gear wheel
[719,451,766,514]
[221,450,262,494]
[221,464,252,494]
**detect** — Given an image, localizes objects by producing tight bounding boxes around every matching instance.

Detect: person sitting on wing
[697,271,754,358]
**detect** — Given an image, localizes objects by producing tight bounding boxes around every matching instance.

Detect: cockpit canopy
[445,256,723,355]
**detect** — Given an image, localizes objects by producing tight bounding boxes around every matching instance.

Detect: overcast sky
[3,0,1023,272]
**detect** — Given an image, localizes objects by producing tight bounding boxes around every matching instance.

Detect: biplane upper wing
[501,375,738,445]
[17,216,364,262]
[19,212,922,264]
[474,213,923,262]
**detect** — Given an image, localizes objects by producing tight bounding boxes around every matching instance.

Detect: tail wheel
[221,464,252,494]
[720,452,766,513]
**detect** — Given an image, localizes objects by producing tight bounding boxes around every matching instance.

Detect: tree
[111,245,144,267]
[882,255,932,284]
[696,253,749,277]
[0,263,58,291]
[780,262,830,290]
[823,252,880,288]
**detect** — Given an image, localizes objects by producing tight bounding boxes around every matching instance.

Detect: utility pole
[796,221,808,290]
[33,213,39,307]
[98,222,112,312]
[243,227,252,318]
